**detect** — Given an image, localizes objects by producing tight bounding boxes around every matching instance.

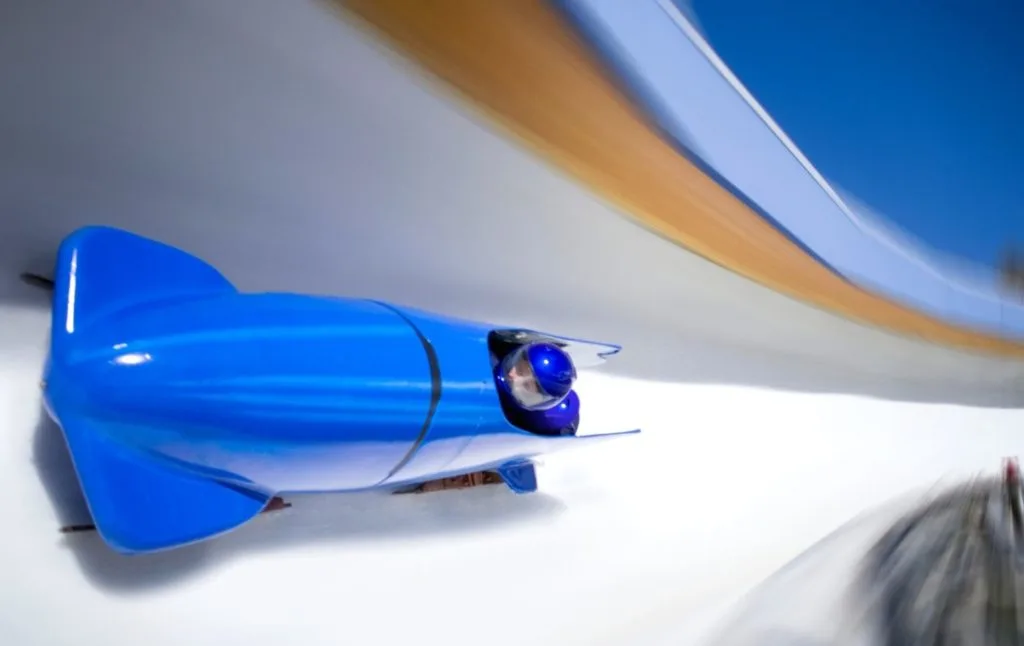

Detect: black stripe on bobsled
[371,301,442,482]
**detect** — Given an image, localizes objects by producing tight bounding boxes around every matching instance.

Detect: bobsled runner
[37,226,639,555]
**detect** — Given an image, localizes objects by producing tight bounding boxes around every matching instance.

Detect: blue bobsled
[41,226,639,555]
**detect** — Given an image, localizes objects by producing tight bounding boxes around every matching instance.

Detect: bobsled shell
[40,226,641,554]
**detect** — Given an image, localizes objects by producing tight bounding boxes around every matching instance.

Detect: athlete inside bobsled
[492,340,579,436]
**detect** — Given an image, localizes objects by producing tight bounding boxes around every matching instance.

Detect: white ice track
[3,1,1024,645]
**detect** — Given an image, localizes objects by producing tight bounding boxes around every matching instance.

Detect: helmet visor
[502,347,562,411]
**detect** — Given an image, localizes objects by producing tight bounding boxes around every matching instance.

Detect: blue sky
[689,0,1024,268]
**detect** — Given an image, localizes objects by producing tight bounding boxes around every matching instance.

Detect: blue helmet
[496,342,576,411]
[519,389,580,435]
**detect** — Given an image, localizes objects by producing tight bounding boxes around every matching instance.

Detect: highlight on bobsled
[35,226,640,555]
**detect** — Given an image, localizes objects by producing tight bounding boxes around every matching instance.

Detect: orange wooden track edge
[335,0,1024,360]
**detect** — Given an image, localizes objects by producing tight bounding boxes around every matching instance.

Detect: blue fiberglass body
[41,226,639,555]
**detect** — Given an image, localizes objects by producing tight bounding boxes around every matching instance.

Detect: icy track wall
[3,1,1024,646]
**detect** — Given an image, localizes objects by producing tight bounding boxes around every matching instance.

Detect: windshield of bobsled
[501,345,563,411]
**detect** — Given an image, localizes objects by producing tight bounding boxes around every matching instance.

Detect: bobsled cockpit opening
[488,331,580,437]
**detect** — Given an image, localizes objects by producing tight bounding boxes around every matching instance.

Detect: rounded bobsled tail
[49,226,236,352]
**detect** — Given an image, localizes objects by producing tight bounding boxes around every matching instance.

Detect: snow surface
[5,276,1024,646]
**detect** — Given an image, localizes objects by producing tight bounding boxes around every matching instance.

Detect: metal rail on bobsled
[35,226,639,555]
